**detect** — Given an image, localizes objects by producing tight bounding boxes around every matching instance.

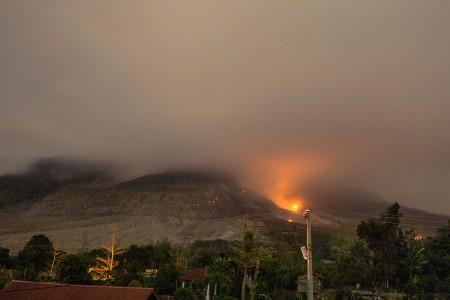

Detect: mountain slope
[0,169,283,252]
[0,161,447,252]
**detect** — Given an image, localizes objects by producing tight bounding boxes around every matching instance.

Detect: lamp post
[303,209,313,300]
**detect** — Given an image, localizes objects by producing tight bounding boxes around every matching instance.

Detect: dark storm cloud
[1,1,449,213]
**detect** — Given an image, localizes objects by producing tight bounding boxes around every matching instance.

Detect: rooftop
[178,268,206,281]
[0,280,158,300]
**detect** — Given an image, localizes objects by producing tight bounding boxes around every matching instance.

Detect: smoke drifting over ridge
[1,1,449,213]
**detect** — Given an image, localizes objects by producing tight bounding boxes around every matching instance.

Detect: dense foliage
[174,287,199,300]
[16,234,54,278]
[56,254,91,284]
[0,203,448,298]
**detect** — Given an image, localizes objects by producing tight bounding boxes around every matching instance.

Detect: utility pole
[303,209,313,300]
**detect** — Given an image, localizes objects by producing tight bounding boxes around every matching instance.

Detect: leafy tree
[174,288,198,300]
[120,244,154,274]
[153,239,172,267]
[0,247,13,268]
[170,245,190,273]
[206,257,236,296]
[422,221,450,293]
[316,261,337,290]
[56,254,90,284]
[128,279,143,287]
[17,234,54,274]
[357,203,407,288]
[234,228,273,300]
[83,248,104,266]
[153,263,179,294]
[247,246,274,298]
[334,239,372,288]
[189,240,232,268]
[215,296,239,300]
[256,246,302,299]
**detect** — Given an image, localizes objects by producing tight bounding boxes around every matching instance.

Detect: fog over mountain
[0,158,447,252]
[1,1,449,213]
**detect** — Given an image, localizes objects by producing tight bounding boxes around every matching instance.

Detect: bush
[174,288,198,300]
[153,263,179,294]
[0,276,9,290]
[17,234,54,273]
[128,280,143,287]
[0,248,13,269]
[215,295,238,300]
[56,254,90,284]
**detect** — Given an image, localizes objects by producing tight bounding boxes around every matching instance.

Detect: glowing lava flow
[268,177,304,212]
[271,192,303,212]
[242,152,330,213]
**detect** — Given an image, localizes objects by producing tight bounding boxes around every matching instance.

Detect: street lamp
[303,209,313,300]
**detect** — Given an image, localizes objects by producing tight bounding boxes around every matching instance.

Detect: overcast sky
[1,1,449,213]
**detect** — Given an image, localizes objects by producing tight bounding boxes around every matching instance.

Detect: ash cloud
[27,157,114,182]
[0,1,449,213]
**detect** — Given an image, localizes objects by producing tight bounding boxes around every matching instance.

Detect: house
[177,267,206,288]
[177,268,214,300]
[142,268,159,278]
[0,280,158,300]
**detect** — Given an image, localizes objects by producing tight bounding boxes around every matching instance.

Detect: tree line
[0,203,448,299]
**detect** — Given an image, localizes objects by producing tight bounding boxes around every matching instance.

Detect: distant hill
[0,159,447,252]
[0,158,113,208]
[299,184,447,232]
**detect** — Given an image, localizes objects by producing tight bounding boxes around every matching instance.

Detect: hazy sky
[1,1,449,213]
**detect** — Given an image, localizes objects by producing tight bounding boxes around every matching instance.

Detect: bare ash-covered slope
[0,159,447,252]
[0,161,282,252]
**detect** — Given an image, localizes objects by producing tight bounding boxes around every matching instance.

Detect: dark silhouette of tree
[422,221,450,293]
[153,263,179,294]
[174,287,198,300]
[17,234,54,274]
[357,203,407,288]
[120,244,154,274]
[206,257,236,297]
[0,247,13,268]
[334,239,372,288]
[233,227,273,300]
[56,254,90,284]
[153,239,172,267]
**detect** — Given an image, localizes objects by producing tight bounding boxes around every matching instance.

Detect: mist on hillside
[1,1,449,213]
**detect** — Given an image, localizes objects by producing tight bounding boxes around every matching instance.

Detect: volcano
[0,159,447,252]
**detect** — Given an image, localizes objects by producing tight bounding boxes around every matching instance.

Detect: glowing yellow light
[287,219,294,223]
[291,203,299,211]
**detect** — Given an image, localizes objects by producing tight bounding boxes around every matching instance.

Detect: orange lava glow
[262,164,305,212]
[269,187,304,212]
[241,152,331,213]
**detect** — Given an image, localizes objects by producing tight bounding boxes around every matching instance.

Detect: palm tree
[401,241,427,288]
